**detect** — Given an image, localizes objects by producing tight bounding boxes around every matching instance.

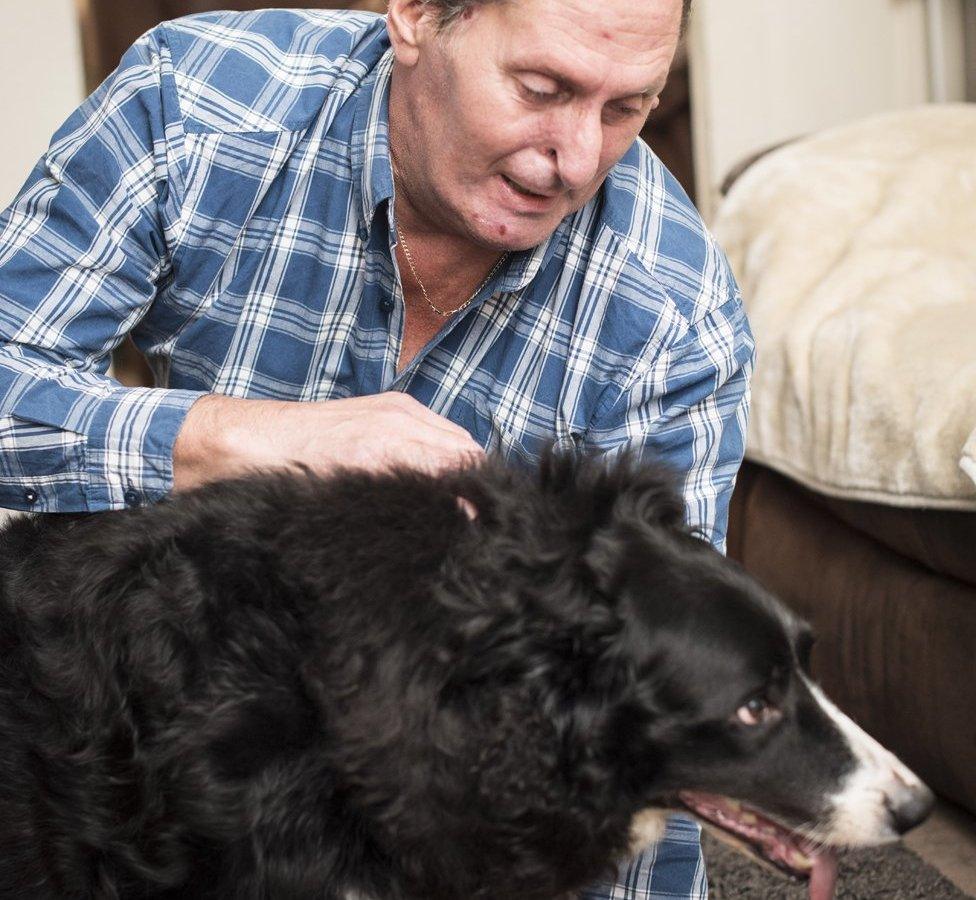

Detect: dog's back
[0,516,83,894]
[0,463,645,899]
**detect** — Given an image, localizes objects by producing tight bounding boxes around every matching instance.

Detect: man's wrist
[173,393,278,491]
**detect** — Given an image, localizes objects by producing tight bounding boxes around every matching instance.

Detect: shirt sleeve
[588,293,755,553]
[0,26,204,513]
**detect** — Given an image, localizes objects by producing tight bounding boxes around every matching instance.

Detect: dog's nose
[886,782,935,835]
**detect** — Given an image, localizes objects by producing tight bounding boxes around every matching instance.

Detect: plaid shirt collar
[350,46,561,297]
[352,47,395,238]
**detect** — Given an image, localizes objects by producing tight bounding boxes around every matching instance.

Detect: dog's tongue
[808,849,838,900]
[677,791,839,900]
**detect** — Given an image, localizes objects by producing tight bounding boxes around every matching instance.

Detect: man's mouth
[678,791,839,900]
[500,174,555,200]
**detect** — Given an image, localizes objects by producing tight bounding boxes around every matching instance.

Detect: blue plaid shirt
[0,8,752,551]
[0,9,752,896]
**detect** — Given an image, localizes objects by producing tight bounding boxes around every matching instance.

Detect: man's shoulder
[600,140,739,326]
[150,9,389,133]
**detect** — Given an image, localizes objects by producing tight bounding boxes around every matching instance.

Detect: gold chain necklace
[390,149,508,318]
[395,223,508,318]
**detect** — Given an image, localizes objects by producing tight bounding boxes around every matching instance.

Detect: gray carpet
[703,832,973,899]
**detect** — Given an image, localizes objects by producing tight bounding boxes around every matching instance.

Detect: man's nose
[551,107,604,191]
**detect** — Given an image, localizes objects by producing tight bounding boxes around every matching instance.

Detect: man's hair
[421,0,694,34]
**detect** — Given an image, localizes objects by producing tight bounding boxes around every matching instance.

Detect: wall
[967,1,976,98]
[688,0,969,220]
[0,0,86,207]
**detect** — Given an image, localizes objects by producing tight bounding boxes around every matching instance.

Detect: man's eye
[602,104,644,125]
[521,85,558,103]
[734,696,781,727]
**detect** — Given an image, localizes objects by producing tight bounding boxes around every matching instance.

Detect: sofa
[715,104,976,816]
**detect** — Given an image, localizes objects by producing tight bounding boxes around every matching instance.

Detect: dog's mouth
[678,791,839,900]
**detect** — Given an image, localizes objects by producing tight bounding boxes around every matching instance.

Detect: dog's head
[450,452,933,899]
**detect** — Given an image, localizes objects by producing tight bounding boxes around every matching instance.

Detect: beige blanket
[714,104,976,510]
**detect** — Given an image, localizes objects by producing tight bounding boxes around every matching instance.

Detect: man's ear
[387,0,438,67]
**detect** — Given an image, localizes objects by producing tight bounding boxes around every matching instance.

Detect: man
[0,0,751,895]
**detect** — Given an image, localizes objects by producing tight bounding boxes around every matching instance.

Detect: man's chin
[466,212,565,253]
[476,177,574,249]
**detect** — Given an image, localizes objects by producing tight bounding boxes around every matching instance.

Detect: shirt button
[123,489,141,508]
[23,487,38,505]
[380,297,394,313]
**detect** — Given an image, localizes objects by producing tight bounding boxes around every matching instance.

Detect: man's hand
[172,393,485,491]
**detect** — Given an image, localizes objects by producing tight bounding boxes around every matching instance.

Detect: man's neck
[387,81,507,284]
[389,168,504,295]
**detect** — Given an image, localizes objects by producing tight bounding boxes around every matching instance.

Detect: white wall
[0,0,86,207]
[688,0,969,220]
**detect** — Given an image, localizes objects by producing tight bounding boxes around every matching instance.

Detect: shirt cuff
[84,387,205,509]
[0,387,205,513]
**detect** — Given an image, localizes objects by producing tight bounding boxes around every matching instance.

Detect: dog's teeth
[790,850,813,870]
[738,812,758,824]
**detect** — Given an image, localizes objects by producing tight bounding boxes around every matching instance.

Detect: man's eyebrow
[518,64,664,99]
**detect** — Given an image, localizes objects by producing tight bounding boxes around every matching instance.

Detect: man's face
[391,0,683,251]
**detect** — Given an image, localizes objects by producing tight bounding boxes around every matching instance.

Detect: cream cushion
[714,104,976,509]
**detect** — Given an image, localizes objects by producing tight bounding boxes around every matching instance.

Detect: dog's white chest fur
[628,808,669,855]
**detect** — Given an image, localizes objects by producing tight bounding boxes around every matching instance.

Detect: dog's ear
[593,454,686,532]
[540,448,686,533]
[544,452,685,597]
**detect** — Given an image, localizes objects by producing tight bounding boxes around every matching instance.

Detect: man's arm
[588,293,755,551]
[172,392,484,491]
[0,26,480,512]
[0,28,205,512]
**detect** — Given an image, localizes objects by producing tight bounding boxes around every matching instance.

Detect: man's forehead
[504,0,683,36]
[488,0,680,94]
[465,0,681,45]
[501,40,673,99]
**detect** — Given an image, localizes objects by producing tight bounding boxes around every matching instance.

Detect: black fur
[0,453,849,899]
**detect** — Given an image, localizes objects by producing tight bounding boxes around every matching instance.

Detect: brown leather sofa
[728,461,976,817]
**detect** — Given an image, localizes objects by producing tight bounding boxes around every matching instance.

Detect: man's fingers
[401,435,485,469]
[380,393,480,444]
[309,393,487,475]
[456,496,479,520]
[376,434,483,476]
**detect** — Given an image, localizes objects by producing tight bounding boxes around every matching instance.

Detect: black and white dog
[0,454,932,899]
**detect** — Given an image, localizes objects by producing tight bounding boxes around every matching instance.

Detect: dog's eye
[735,696,781,727]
